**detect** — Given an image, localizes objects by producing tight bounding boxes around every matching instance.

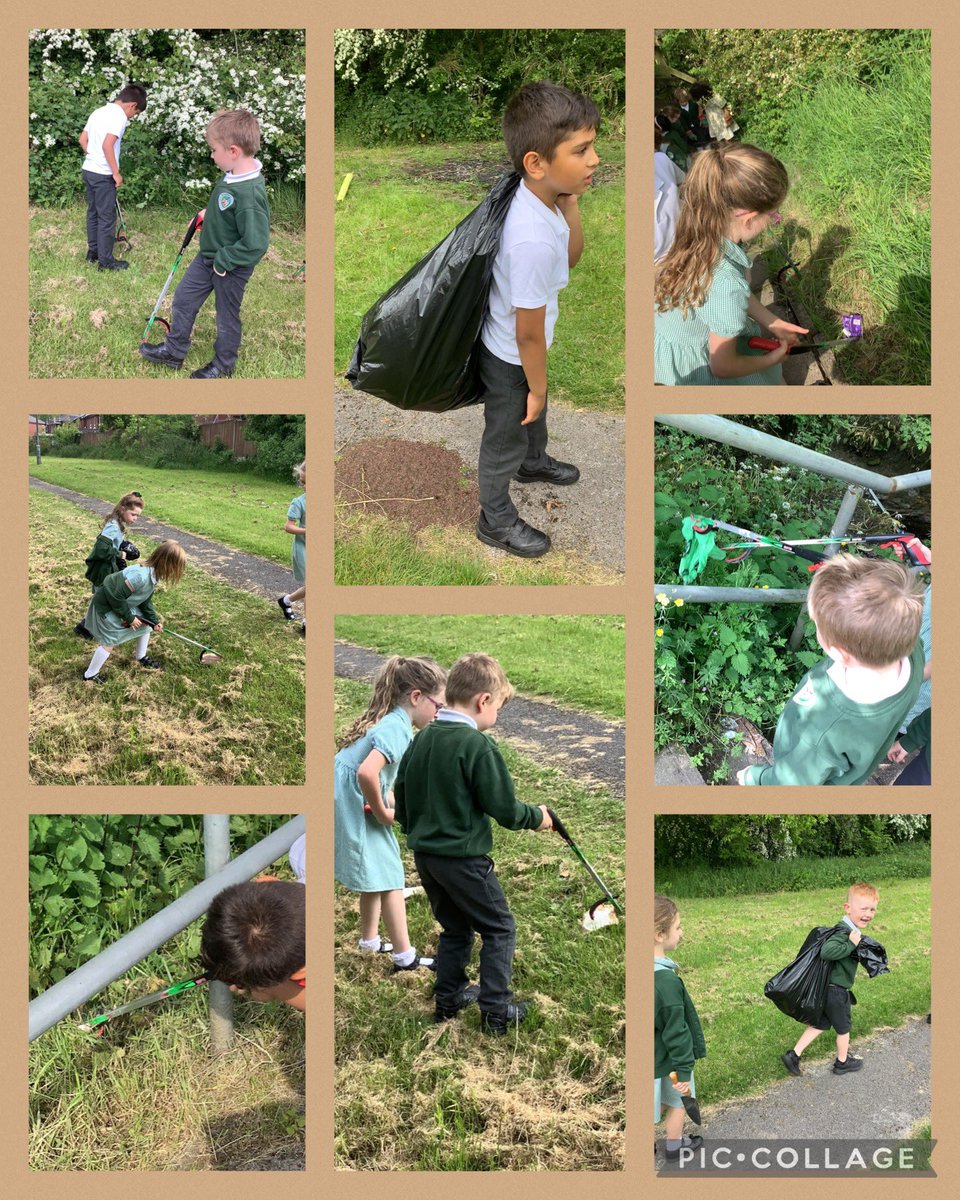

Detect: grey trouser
[82,170,117,264]
[164,253,255,372]
[477,343,550,526]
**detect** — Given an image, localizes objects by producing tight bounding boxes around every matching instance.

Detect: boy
[781,883,879,1076]
[475,82,600,558]
[394,653,553,1034]
[79,84,147,271]
[201,879,305,1011]
[738,555,925,785]
[140,108,270,379]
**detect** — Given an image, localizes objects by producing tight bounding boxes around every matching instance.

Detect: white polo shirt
[481,180,570,365]
[82,102,129,175]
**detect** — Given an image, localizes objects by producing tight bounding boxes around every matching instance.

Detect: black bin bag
[346,171,522,413]
[764,924,846,1025]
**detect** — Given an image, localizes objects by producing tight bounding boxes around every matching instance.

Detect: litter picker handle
[787,544,827,565]
[546,808,571,843]
[899,537,931,568]
[748,337,781,351]
[181,211,204,251]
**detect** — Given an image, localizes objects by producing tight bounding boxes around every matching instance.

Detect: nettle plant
[29,28,305,206]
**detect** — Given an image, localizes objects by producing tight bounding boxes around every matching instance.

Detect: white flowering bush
[29,29,305,208]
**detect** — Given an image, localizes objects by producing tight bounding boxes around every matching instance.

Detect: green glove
[678,516,725,584]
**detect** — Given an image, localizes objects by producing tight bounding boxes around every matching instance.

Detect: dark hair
[689,82,713,102]
[117,84,148,112]
[503,81,600,174]
[201,881,305,989]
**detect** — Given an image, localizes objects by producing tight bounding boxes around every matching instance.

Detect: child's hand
[848,928,862,946]
[113,173,123,188]
[675,1079,691,1096]
[153,622,163,635]
[384,790,396,811]
[521,392,547,427]
[198,208,206,222]
[536,805,553,831]
[887,740,908,764]
[130,617,142,629]
[765,318,808,348]
[555,194,580,217]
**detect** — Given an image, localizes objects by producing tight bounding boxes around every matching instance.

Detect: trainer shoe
[476,515,551,558]
[139,341,184,369]
[391,954,436,974]
[480,1000,532,1036]
[514,458,581,486]
[781,1049,803,1076]
[74,621,94,640]
[98,259,129,270]
[833,1055,864,1074]
[435,984,481,1022]
[137,655,162,669]
[190,361,233,379]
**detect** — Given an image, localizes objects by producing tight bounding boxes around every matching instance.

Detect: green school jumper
[742,641,924,785]
[654,963,706,1082]
[199,173,270,272]
[899,706,931,773]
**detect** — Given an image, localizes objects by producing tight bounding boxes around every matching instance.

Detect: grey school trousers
[477,343,550,527]
[82,170,117,264]
[163,253,255,372]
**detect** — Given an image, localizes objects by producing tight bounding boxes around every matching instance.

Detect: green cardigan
[654,962,706,1081]
[91,569,159,627]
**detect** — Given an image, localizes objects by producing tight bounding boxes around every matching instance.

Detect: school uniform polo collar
[436,708,477,728]
[841,915,858,931]
[655,955,679,971]
[722,238,751,268]
[224,158,263,183]
[518,179,568,226]
[390,705,414,733]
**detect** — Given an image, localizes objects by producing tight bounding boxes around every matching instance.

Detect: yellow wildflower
[656,628,664,638]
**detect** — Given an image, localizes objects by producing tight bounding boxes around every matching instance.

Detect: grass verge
[334,614,625,718]
[334,679,625,1170]
[30,490,304,784]
[30,458,299,564]
[30,205,305,378]
[335,141,624,412]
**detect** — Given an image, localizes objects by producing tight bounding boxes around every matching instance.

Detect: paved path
[335,387,625,574]
[30,477,292,601]
[336,640,624,798]
[749,256,844,387]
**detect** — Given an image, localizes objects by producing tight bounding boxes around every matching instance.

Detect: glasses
[425,696,443,714]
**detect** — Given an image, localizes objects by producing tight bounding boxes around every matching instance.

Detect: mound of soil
[335,438,479,533]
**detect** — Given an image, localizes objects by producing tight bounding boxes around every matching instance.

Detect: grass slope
[30,490,304,784]
[29,205,305,378]
[335,141,624,412]
[30,458,299,565]
[334,680,625,1170]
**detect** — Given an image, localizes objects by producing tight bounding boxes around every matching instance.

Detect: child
[79,84,147,271]
[139,108,270,378]
[201,880,305,1011]
[74,491,144,640]
[655,121,685,264]
[673,87,709,149]
[689,82,739,143]
[81,539,186,683]
[658,107,690,173]
[394,653,553,1034]
[334,656,448,973]
[475,82,600,558]
[277,461,305,637]
[738,555,925,785]
[654,143,808,385]
[654,894,705,1160]
[888,706,931,785]
[781,883,879,1076]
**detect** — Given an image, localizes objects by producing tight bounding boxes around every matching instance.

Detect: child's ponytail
[655,143,788,317]
[336,655,447,749]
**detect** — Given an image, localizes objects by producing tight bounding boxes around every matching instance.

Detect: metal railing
[654,415,931,647]
[29,814,305,1044]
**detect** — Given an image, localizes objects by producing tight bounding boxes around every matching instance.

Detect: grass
[334,614,625,718]
[29,204,305,378]
[30,457,300,565]
[335,141,624,412]
[334,680,625,1170]
[29,490,304,784]
[656,875,930,1108]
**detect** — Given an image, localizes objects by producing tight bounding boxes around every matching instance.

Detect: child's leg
[88,175,117,265]
[163,255,215,359]
[134,630,151,659]
[663,1104,686,1141]
[358,892,382,942]
[835,1032,850,1062]
[414,852,474,1004]
[794,1025,824,1055]
[84,645,111,678]
[210,265,255,372]
[286,586,306,604]
[477,346,536,527]
[83,172,99,256]
[378,888,412,956]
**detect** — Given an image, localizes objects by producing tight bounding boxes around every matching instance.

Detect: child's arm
[515,307,548,426]
[211,200,270,275]
[710,333,788,379]
[284,518,306,536]
[746,295,808,344]
[102,133,122,186]
[356,749,394,825]
[472,743,549,831]
[555,194,584,267]
[79,129,89,153]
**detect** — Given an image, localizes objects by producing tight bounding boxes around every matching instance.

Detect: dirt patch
[335,438,479,533]
[48,304,75,327]
[89,308,108,329]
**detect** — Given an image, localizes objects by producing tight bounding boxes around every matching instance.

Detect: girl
[277,461,306,637]
[74,491,144,640]
[81,539,187,683]
[334,655,447,973]
[690,81,739,143]
[655,894,705,1161]
[654,143,808,385]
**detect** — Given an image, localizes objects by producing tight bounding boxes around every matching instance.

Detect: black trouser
[893,752,930,785]
[477,343,550,527]
[82,169,117,264]
[413,851,517,1014]
[163,253,255,372]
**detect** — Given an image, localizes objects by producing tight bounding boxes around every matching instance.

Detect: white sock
[282,594,291,605]
[391,946,417,968]
[85,647,110,678]
[135,631,151,658]
[358,936,382,952]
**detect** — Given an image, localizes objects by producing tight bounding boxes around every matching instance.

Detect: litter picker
[78,974,207,1034]
[748,314,864,356]
[115,197,130,247]
[141,211,204,342]
[547,808,623,916]
[135,618,223,665]
[669,1072,702,1124]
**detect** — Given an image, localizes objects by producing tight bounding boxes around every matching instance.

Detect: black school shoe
[190,361,233,379]
[781,1049,803,1076]
[390,954,436,974]
[139,341,184,369]
[435,984,481,1022]
[513,458,581,486]
[137,655,162,669]
[98,258,129,270]
[476,515,551,558]
[85,250,99,264]
[664,1135,704,1162]
[480,1000,531,1036]
[833,1055,863,1074]
[83,670,108,684]
[74,621,94,640]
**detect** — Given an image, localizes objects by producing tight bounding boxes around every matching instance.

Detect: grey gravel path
[335,387,625,574]
[30,477,294,601]
[336,640,624,798]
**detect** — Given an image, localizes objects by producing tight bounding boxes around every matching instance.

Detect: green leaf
[730,653,751,676]
[718,625,737,646]
[106,841,133,867]
[73,928,103,959]
[43,894,68,918]
[58,834,88,871]
[135,831,162,862]
[67,869,102,908]
[796,651,821,669]
[79,816,104,842]
[83,846,105,873]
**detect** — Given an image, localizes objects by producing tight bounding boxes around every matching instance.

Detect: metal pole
[787,485,863,649]
[204,816,234,1052]
[656,415,931,495]
[29,814,305,1042]
[34,417,42,465]
[655,584,808,604]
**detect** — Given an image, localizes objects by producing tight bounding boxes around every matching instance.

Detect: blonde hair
[145,539,187,585]
[336,656,447,750]
[292,460,306,486]
[654,143,789,317]
[206,108,261,155]
[847,882,879,903]
[104,491,143,534]
[445,653,515,708]
[655,894,679,937]
[674,87,690,105]
[808,554,924,667]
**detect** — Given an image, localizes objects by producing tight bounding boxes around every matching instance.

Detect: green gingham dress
[654,238,782,386]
